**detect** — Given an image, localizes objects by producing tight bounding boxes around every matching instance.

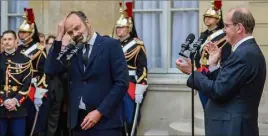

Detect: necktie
[83,44,90,66]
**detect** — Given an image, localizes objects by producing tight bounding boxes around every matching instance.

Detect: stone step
[169,122,268,135]
[169,122,205,135]
[259,107,268,124]
[194,111,268,130]
[144,129,170,136]
[259,122,268,135]
[194,111,205,129]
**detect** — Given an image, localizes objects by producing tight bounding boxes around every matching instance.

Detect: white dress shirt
[79,32,97,110]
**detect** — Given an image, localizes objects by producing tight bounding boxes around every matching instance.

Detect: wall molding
[147,73,191,92]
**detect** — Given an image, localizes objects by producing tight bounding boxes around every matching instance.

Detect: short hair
[39,32,45,37]
[67,11,87,22]
[2,30,17,39]
[45,35,56,44]
[231,9,255,34]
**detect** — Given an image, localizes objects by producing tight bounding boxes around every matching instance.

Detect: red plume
[26,8,35,24]
[214,0,222,11]
[125,2,133,18]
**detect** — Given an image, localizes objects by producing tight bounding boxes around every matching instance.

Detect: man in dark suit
[45,11,129,136]
[176,8,266,136]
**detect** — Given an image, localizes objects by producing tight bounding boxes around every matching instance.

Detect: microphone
[65,42,84,61]
[57,42,84,66]
[191,34,207,54]
[56,43,75,61]
[179,33,195,58]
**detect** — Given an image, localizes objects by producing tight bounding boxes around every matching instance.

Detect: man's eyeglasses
[224,23,238,28]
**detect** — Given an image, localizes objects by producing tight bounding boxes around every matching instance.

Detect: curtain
[171,1,199,68]
[134,1,163,69]
[8,0,29,31]
[134,1,199,69]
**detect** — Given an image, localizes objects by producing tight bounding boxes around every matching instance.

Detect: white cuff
[209,64,220,73]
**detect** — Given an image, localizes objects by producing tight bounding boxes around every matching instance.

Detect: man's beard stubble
[73,27,91,44]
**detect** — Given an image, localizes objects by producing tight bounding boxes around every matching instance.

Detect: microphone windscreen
[186,33,195,44]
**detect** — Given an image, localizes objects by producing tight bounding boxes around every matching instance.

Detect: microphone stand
[189,50,196,136]
[189,44,201,136]
[59,56,73,136]
[58,49,77,136]
[180,45,199,136]
[67,61,73,136]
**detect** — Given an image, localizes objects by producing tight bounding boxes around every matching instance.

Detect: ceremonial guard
[17,8,48,136]
[195,0,232,109]
[0,30,32,136]
[115,2,148,136]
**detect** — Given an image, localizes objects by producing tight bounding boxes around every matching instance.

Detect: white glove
[31,78,38,86]
[34,98,42,111]
[34,87,48,99]
[135,84,148,103]
[135,94,143,103]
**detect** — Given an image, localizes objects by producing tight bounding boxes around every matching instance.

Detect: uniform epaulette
[134,38,144,46]
[37,42,45,50]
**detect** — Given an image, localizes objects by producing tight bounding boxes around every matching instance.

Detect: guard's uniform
[121,37,147,133]
[195,27,221,69]
[195,0,232,109]
[115,2,148,136]
[0,50,32,136]
[17,8,48,135]
[121,36,147,90]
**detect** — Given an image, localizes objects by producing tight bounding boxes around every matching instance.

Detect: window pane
[134,12,164,69]
[8,0,29,13]
[134,1,162,9]
[171,0,199,8]
[8,16,24,32]
[170,11,199,68]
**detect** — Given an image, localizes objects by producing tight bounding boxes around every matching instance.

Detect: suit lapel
[84,34,104,72]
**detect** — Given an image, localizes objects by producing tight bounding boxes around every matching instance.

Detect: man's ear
[237,23,243,34]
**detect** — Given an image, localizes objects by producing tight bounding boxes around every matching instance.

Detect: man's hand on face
[176,58,193,75]
[56,17,67,41]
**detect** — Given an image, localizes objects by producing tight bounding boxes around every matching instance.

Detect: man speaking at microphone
[176,8,266,136]
[45,11,129,136]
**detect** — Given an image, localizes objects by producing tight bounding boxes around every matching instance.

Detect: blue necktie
[83,44,90,66]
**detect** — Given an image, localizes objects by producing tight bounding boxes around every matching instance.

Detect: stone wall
[30,1,119,36]
[28,1,268,135]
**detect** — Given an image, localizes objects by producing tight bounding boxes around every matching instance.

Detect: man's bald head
[228,7,255,34]
[66,11,88,22]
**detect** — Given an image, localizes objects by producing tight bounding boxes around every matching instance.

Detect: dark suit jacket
[45,34,129,129]
[187,38,266,136]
